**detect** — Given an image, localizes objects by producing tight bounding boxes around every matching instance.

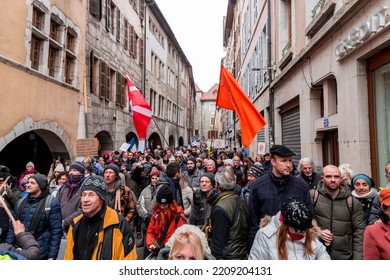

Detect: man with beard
[296,157,321,190]
[183,156,204,192]
[248,145,312,247]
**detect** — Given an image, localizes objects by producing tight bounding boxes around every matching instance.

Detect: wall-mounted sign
[335,7,388,61]
[324,118,329,127]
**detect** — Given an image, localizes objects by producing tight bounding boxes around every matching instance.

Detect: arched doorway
[178,136,184,147]
[0,130,69,179]
[148,132,162,150]
[169,135,175,148]
[95,131,114,155]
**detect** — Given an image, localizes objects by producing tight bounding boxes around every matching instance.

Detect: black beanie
[156,185,173,204]
[187,156,196,164]
[200,173,215,188]
[69,161,86,174]
[80,175,108,203]
[29,174,48,190]
[281,200,313,231]
[248,163,264,178]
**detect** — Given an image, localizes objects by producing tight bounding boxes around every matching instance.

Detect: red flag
[216,65,266,147]
[126,74,152,139]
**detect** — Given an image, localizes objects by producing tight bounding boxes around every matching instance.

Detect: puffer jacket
[64,206,137,260]
[6,191,63,259]
[249,212,330,260]
[312,181,366,260]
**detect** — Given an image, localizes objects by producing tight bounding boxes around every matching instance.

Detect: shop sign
[335,7,388,60]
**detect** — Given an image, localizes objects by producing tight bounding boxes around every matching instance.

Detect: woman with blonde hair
[157,224,215,260]
[249,200,330,260]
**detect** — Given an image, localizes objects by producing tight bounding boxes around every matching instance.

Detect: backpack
[310,189,353,216]
[15,195,53,239]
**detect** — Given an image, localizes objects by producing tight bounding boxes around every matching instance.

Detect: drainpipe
[267,0,274,147]
[83,73,89,137]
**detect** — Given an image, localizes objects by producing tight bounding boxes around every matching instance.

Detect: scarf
[66,174,84,199]
[287,230,305,241]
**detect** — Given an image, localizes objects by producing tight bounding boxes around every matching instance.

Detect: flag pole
[151,117,170,148]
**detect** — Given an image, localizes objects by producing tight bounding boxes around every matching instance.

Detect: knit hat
[351,174,375,189]
[150,170,161,177]
[69,161,86,174]
[80,175,108,203]
[26,161,34,168]
[54,164,65,173]
[156,185,173,204]
[248,163,264,178]
[281,200,313,231]
[103,164,120,176]
[380,189,390,207]
[200,173,215,188]
[223,159,233,166]
[29,174,48,190]
[187,156,196,164]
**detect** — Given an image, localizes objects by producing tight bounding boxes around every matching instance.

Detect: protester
[57,161,86,234]
[311,165,365,259]
[7,174,62,260]
[64,175,137,260]
[249,200,329,260]
[208,167,249,259]
[296,158,321,190]
[350,173,378,224]
[18,161,38,191]
[157,224,215,260]
[0,170,22,210]
[363,189,390,259]
[248,145,312,247]
[146,186,186,255]
[241,163,263,205]
[0,220,40,260]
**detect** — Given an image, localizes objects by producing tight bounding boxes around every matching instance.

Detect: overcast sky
[155,0,228,92]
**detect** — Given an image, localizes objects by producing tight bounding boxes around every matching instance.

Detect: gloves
[193,191,202,206]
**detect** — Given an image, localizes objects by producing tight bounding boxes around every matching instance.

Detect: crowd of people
[0,143,390,260]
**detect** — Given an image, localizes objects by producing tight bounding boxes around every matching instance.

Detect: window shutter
[106,0,111,31]
[90,0,102,20]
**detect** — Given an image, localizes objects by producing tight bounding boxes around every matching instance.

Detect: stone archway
[148,132,162,150]
[169,135,175,148]
[95,131,114,155]
[0,117,72,177]
[178,136,184,147]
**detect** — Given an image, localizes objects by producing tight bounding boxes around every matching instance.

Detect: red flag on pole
[216,65,266,147]
[126,74,152,139]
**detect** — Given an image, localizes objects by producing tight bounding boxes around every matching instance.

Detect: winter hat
[175,151,184,158]
[351,174,375,189]
[69,161,86,174]
[80,175,108,203]
[150,170,161,177]
[103,164,120,176]
[380,189,390,207]
[248,163,264,178]
[270,145,296,157]
[29,174,48,190]
[156,185,173,204]
[187,156,197,165]
[54,164,65,173]
[26,161,34,169]
[281,200,313,231]
[200,173,215,188]
[223,159,233,166]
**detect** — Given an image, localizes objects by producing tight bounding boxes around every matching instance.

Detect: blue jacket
[248,171,312,247]
[6,191,63,259]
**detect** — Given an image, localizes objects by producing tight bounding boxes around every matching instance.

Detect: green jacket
[311,182,365,260]
[210,191,249,259]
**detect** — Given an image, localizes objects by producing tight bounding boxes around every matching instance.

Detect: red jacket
[364,222,390,260]
[146,206,186,249]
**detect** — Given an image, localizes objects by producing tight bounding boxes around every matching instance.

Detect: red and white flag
[126,74,152,139]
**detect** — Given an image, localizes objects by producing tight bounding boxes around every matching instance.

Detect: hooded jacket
[249,212,330,260]
[312,181,365,260]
